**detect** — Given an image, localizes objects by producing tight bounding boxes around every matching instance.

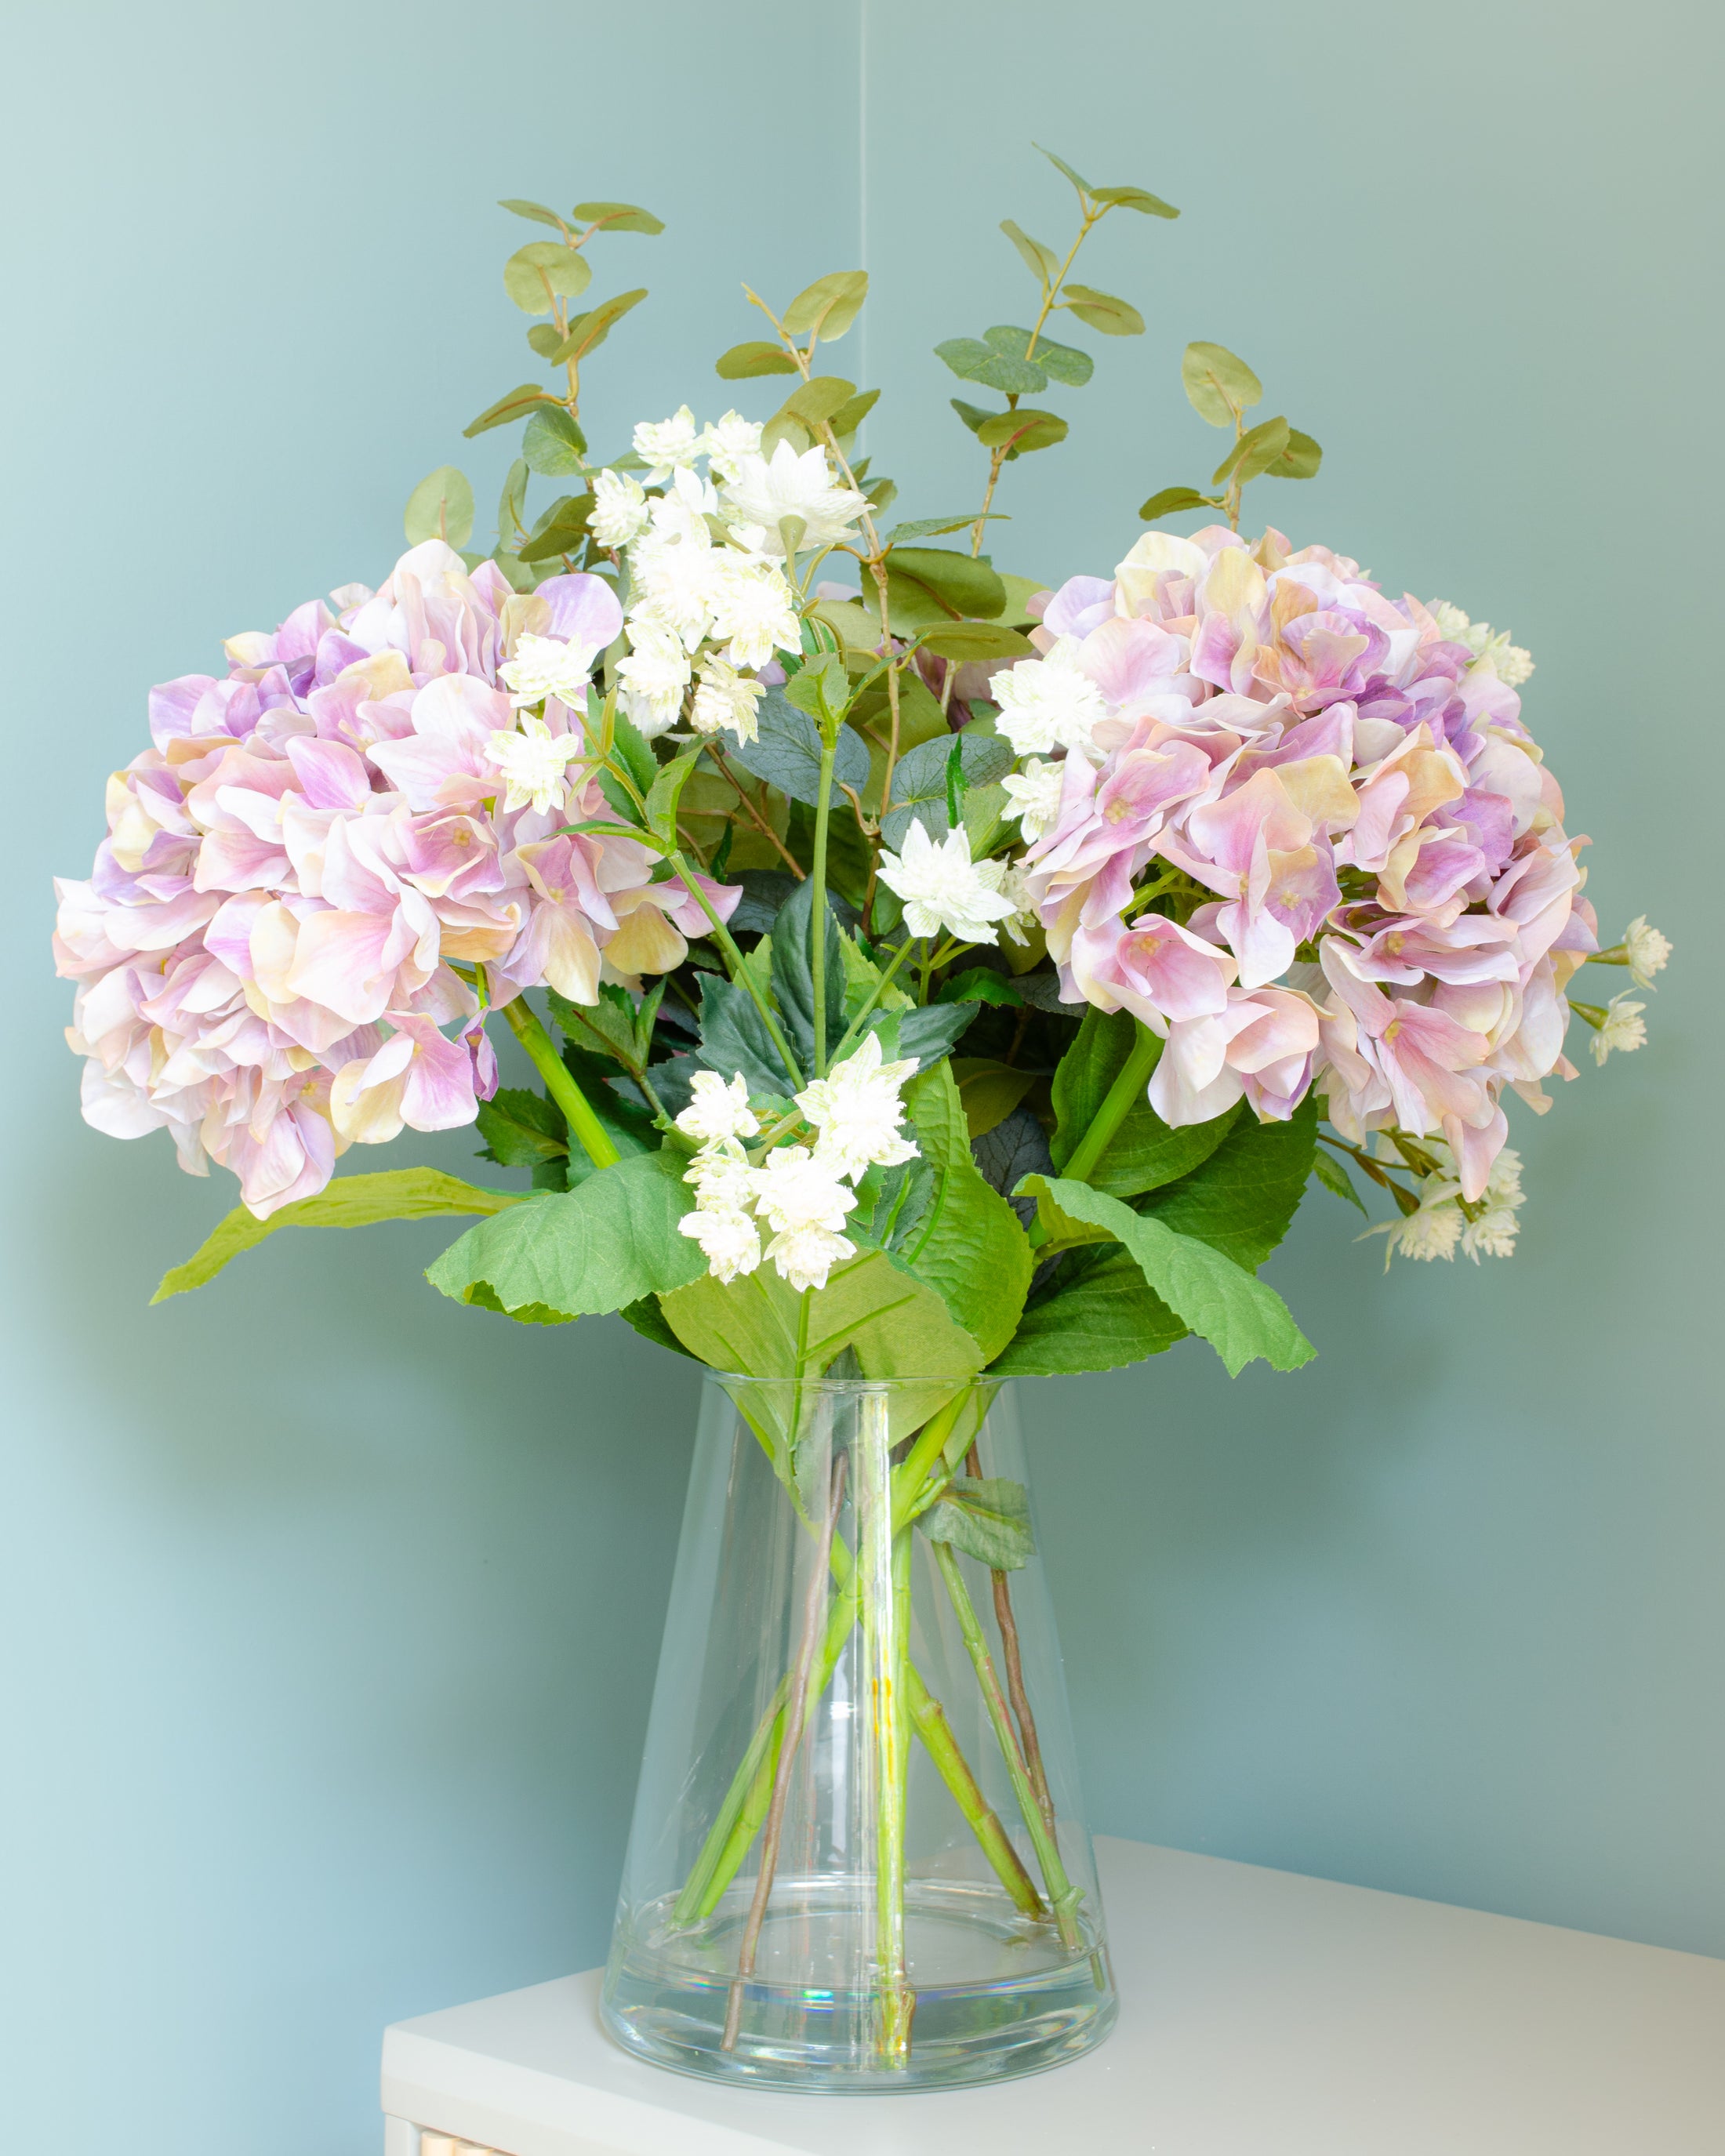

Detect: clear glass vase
[601,1372,1116,2092]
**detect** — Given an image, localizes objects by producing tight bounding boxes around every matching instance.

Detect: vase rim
[703,1370,1009,1392]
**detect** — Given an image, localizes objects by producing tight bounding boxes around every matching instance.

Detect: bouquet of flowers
[53,152,1669,2084]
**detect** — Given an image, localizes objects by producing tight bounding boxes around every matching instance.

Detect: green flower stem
[932,1541,1084,1951]
[1056,1018,1164,1192]
[860,1384,914,2063]
[905,1666,1045,1918]
[810,729,839,1076]
[502,997,619,1172]
[828,936,919,1067]
[667,846,805,1090]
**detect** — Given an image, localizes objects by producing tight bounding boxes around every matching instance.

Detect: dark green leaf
[1264,427,1323,480]
[428,1150,702,1319]
[618,1294,696,1357]
[935,336,1048,396]
[1091,183,1179,218]
[1182,341,1263,427]
[1050,1007,1238,1198]
[940,967,1024,1008]
[1139,1093,1320,1269]
[992,1244,1186,1374]
[1020,1176,1313,1376]
[782,269,869,340]
[727,687,868,806]
[463,382,554,438]
[884,1001,981,1068]
[522,405,588,477]
[1058,285,1144,336]
[1312,1144,1367,1214]
[475,1088,568,1169]
[920,1476,1035,1570]
[695,972,798,1096]
[499,198,565,230]
[572,199,665,235]
[547,981,641,1071]
[999,219,1061,283]
[503,241,591,315]
[768,875,846,1076]
[404,466,474,548]
[950,397,995,437]
[883,731,1013,848]
[153,1169,525,1301]
[716,340,800,379]
[1139,486,1218,521]
[918,621,1035,662]
[887,545,1007,620]
[986,325,1092,387]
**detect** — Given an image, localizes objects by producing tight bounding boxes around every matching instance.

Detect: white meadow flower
[1459,1145,1524,1261]
[676,1073,760,1146]
[483,715,583,815]
[976,856,1036,946]
[751,1146,857,1236]
[1001,757,1066,843]
[1622,916,1672,989]
[589,468,650,550]
[990,637,1110,758]
[720,441,868,556]
[498,632,594,711]
[615,618,692,737]
[1589,993,1647,1065]
[678,1206,764,1283]
[877,818,1020,945]
[689,658,766,746]
[701,409,764,485]
[1378,1198,1464,1265]
[797,1033,921,1181]
[765,1222,855,1294]
[633,406,704,485]
[706,555,802,670]
[1429,601,1533,687]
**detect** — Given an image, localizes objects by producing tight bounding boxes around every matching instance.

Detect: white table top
[381,1837,1725,2155]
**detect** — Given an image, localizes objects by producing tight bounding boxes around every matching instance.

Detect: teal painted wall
[3,2,1718,2150]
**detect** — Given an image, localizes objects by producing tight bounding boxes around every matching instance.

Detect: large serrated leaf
[992,1244,1186,1374]
[1138,1091,1319,1269]
[893,1062,1033,1362]
[726,688,869,807]
[919,1476,1035,1570]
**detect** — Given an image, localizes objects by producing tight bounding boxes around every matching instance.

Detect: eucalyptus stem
[932,1542,1084,1951]
[810,729,839,1075]
[502,997,619,1171]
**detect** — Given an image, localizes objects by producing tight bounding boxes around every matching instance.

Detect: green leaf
[1311,1144,1367,1214]
[695,971,798,1097]
[950,397,994,438]
[941,970,1025,1009]
[153,1169,525,1301]
[463,382,554,438]
[521,405,588,477]
[608,710,660,800]
[527,323,564,358]
[1091,183,1179,218]
[1138,1092,1319,1269]
[782,270,869,341]
[1139,485,1218,521]
[885,514,1009,543]
[1264,426,1323,481]
[618,1294,696,1357]
[1020,1176,1313,1376]
[475,1087,567,1169]
[427,1150,701,1319]
[548,981,645,1071]
[950,1058,1037,1138]
[829,388,879,437]
[993,1245,1186,1374]
[886,545,1007,621]
[1050,1007,1237,1198]
[781,650,851,729]
[893,1061,1033,1361]
[976,408,1069,453]
[572,200,665,234]
[779,375,856,427]
[499,198,565,230]
[935,336,1048,396]
[404,466,474,548]
[553,287,648,362]
[883,731,1013,848]
[727,686,868,807]
[496,457,529,549]
[999,219,1061,284]
[988,325,1092,387]
[920,1476,1035,1570]
[1058,285,1144,336]
[917,621,1034,663]
[1182,341,1264,427]
[1035,143,1093,199]
[768,875,845,1076]
[888,1002,982,1069]
[644,739,705,848]
[503,241,592,315]
[517,491,592,563]
[716,340,800,379]
[1212,416,1290,488]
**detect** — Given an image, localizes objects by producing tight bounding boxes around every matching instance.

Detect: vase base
[601,1875,1117,2092]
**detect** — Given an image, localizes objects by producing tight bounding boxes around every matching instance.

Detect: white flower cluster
[1589,994,1647,1065]
[596,408,870,746]
[1366,1139,1525,1267]
[1429,601,1534,689]
[1621,915,1672,991]
[990,636,1111,760]
[674,1036,920,1293]
[877,818,1026,946]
